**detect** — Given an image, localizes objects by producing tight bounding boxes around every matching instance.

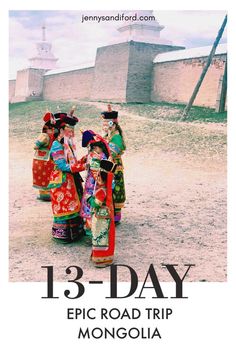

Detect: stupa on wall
[115,10,172,45]
[29,25,58,70]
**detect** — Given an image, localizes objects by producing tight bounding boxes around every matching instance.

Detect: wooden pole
[181,15,227,120]
[217,59,227,113]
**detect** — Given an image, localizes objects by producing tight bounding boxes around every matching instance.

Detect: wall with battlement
[151,54,226,108]
[9,42,227,109]
[43,67,94,101]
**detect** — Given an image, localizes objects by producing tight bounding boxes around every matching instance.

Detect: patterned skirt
[50,172,84,242]
[91,215,115,267]
[33,159,54,189]
[32,152,55,201]
[80,173,96,220]
[52,215,84,243]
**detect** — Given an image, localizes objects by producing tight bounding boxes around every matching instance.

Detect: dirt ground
[9,102,227,282]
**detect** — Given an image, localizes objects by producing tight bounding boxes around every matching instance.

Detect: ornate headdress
[81,130,96,147]
[48,106,79,130]
[101,104,118,123]
[42,111,56,129]
[81,130,111,158]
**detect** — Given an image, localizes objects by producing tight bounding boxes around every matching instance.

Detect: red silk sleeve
[95,188,106,204]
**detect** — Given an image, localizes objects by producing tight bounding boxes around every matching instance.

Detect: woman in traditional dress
[101,106,126,224]
[87,159,116,267]
[47,112,85,243]
[79,130,110,237]
[32,112,56,201]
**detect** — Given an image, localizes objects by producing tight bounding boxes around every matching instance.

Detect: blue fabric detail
[109,142,121,155]
[50,141,71,172]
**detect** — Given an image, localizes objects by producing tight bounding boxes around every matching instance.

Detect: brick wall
[11,68,45,102]
[43,67,94,101]
[10,42,226,108]
[27,68,45,98]
[151,54,226,108]
[126,42,184,102]
[14,69,30,98]
[91,41,184,103]
[9,80,16,101]
[90,42,130,102]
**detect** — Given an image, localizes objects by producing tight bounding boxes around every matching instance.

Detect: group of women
[32,105,126,267]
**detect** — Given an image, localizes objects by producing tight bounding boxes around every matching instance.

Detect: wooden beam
[181,15,227,120]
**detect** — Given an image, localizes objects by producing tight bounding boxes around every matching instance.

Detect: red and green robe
[88,173,115,267]
[47,140,84,242]
[32,132,55,200]
[107,132,126,222]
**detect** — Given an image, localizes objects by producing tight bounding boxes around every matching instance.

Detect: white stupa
[29,25,58,70]
[116,10,172,45]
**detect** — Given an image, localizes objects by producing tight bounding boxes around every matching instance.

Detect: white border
[2,0,235,352]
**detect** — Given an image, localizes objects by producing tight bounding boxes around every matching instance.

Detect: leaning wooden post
[181,15,227,120]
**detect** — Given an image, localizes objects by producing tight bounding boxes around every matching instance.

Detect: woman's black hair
[113,122,126,150]
[42,125,48,134]
[53,126,64,139]
[100,171,107,182]
[42,121,54,134]
[90,141,109,159]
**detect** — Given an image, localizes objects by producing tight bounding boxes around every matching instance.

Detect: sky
[9,10,227,79]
